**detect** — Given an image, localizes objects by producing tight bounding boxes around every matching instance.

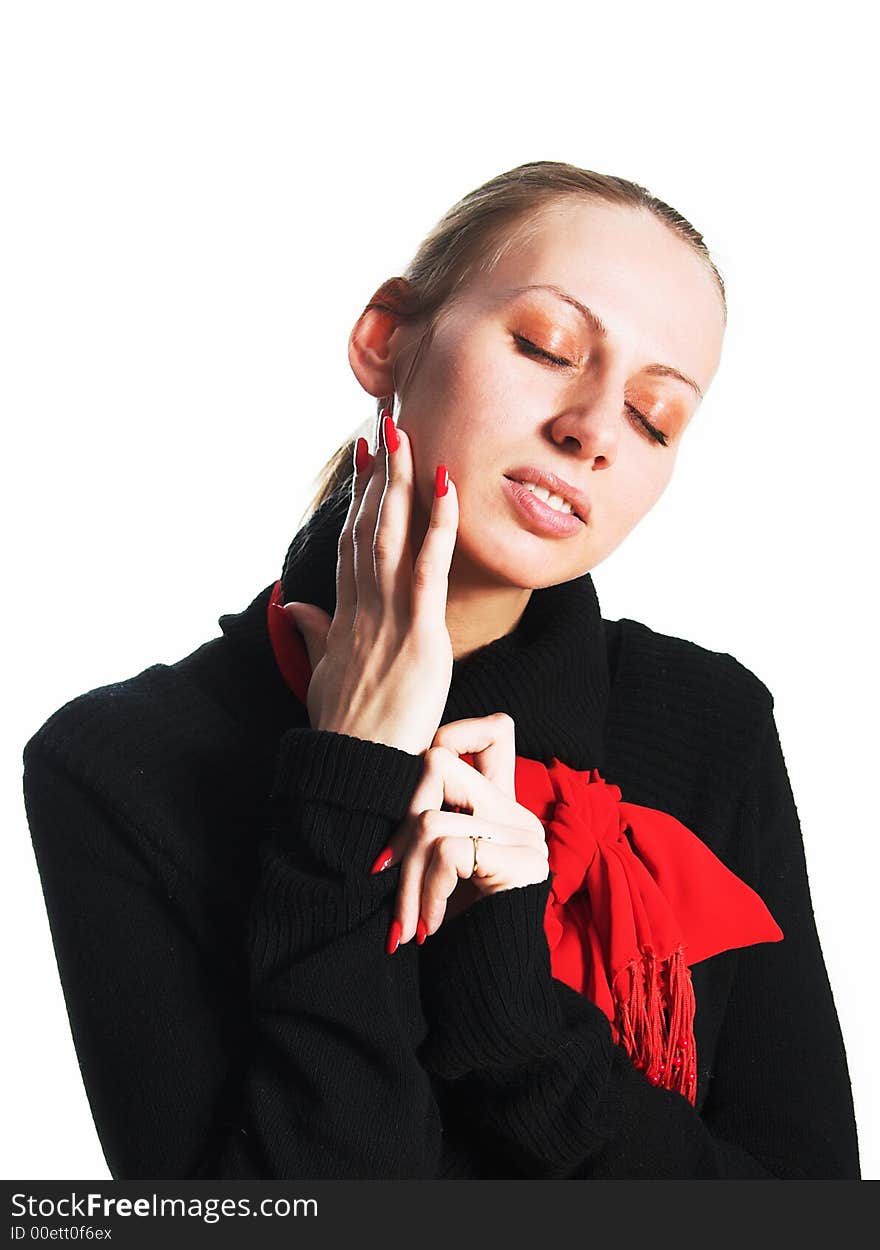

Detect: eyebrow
[506,283,704,400]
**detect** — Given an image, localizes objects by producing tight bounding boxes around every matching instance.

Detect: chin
[453,521,585,590]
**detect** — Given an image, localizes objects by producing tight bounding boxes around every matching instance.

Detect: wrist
[418,878,566,1079]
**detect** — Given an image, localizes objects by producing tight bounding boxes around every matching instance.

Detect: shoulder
[605,614,774,720]
[22,652,247,811]
[21,631,287,903]
[24,579,300,760]
[21,606,297,886]
[22,583,294,822]
[602,615,776,817]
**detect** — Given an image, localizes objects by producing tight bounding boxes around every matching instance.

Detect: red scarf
[267,580,783,1104]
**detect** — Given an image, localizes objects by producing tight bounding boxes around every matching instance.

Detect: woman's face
[369,199,725,589]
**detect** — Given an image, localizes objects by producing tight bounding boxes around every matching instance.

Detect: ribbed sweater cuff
[270,727,426,875]
[417,877,567,1079]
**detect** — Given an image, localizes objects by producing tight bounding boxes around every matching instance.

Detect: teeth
[516,480,574,514]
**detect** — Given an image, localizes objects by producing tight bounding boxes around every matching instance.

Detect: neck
[445,561,532,663]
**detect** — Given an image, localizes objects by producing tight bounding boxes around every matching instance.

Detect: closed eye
[513,333,573,369]
[512,333,669,448]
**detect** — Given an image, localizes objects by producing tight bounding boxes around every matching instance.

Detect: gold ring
[470,833,493,877]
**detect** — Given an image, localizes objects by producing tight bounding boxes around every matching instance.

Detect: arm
[23,723,442,1180]
[416,711,861,1178]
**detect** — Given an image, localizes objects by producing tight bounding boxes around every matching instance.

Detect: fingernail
[354,435,370,475]
[435,464,448,498]
[385,919,402,955]
[369,847,394,875]
[383,414,399,454]
[416,916,428,945]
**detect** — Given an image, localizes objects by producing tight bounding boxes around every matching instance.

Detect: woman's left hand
[372,713,550,952]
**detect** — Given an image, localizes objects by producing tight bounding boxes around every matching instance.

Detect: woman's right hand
[279,411,460,757]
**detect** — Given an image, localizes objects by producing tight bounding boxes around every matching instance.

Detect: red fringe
[613,943,698,1105]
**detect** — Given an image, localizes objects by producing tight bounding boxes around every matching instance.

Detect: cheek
[416,324,477,397]
[423,321,509,409]
[614,455,676,527]
[645,461,677,514]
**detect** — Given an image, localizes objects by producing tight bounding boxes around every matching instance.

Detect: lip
[502,476,585,538]
[503,466,592,525]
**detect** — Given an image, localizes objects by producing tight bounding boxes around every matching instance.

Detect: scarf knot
[542,764,626,908]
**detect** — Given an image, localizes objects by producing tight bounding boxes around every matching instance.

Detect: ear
[348,276,420,399]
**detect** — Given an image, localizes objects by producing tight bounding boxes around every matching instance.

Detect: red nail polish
[386,919,402,954]
[416,917,427,945]
[354,436,370,475]
[383,414,399,454]
[369,847,393,874]
[435,464,448,498]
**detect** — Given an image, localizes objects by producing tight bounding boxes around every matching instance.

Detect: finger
[372,413,415,610]
[430,712,516,796]
[332,432,376,631]
[279,601,333,673]
[350,408,402,614]
[410,462,458,638]
[409,744,529,832]
[415,836,463,938]
[394,811,520,945]
[393,808,439,945]
[420,833,549,937]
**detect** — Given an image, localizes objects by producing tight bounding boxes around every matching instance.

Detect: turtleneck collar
[277,486,610,771]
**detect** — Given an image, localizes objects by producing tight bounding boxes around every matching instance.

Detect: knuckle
[352,511,372,546]
[372,531,395,563]
[424,745,456,777]
[350,612,372,647]
[411,558,439,592]
[424,744,450,768]
[492,711,516,737]
[435,836,458,865]
[413,809,436,840]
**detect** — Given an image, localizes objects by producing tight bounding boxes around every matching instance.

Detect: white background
[2,1,877,1180]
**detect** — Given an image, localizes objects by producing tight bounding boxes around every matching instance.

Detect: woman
[22,161,860,1179]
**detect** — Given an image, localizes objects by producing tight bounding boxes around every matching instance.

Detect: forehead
[475,199,725,393]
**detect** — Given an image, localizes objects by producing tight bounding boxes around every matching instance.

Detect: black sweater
[22,490,861,1179]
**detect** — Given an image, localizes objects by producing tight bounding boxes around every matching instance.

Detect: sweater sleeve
[22,720,443,1180]
[416,710,861,1179]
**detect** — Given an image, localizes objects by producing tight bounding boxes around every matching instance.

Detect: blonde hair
[302,159,726,521]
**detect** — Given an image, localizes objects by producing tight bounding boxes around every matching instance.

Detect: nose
[549,390,621,468]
